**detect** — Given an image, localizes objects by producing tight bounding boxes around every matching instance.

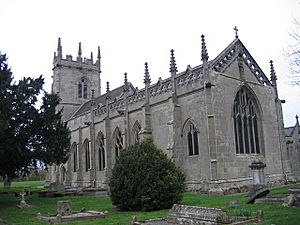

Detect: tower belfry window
[78,78,88,99]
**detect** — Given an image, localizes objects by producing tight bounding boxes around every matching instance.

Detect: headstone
[16,190,31,208]
[248,160,269,204]
[3,179,11,189]
[282,194,297,207]
[256,210,264,223]
[49,182,65,192]
[166,204,230,224]
[132,215,141,225]
[57,200,72,216]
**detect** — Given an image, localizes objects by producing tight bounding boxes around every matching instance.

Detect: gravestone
[16,190,31,208]
[247,160,269,204]
[166,204,230,224]
[49,182,65,192]
[57,200,71,216]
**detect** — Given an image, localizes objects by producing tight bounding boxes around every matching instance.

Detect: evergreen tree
[110,139,185,211]
[0,52,70,183]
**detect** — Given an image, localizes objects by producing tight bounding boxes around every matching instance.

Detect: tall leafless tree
[286,18,300,85]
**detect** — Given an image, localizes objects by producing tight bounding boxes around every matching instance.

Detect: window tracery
[233,88,260,154]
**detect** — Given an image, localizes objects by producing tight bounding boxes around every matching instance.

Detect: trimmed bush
[109,139,185,211]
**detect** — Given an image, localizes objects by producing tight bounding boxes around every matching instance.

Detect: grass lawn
[0,181,299,225]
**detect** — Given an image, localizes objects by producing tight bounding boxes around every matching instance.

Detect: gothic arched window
[132,121,142,144]
[114,127,123,157]
[186,121,199,156]
[78,78,88,99]
[71,142,78,172]
[96,132,106,171]
[233,88,260,154]
[83,139,91,171]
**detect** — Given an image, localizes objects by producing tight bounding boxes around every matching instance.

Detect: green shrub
[109,139,185,211]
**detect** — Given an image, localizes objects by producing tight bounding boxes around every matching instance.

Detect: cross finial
[234,26,239,39]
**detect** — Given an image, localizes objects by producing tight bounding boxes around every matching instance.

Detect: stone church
[47,30,299,193]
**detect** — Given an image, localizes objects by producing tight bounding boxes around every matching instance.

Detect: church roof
[285,126,295,137]
[70,83,135,119]
[69,36,273,120]
[211,38,272,86]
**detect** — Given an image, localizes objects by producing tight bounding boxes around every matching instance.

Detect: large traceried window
[186,121,199,156]
[71,142,78,172]
[78,78,88,99]
[96,132,106,171]
[114,127,123,158]
[83,139,91,171]
[132,121,142,144]
[233,88,260,154]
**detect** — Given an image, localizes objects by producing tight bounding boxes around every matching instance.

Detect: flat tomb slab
[38,211,105,223]
[166,204,230,224]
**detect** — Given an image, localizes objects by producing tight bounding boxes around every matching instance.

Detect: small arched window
[83,139,91,171]
[71,142,78,172]
[186,121,199,156]
[132,121,142,144]
[78,78,88,99]
[96,132,106,171]
[114,127,123,157]
[233,88,260,154]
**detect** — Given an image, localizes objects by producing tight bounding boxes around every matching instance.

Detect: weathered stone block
[166,204,230,224]
[57,200,72,216]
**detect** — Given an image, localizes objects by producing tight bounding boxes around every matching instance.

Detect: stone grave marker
[57,200,71,216]
[166,204,230,224]
[247,160,269,204]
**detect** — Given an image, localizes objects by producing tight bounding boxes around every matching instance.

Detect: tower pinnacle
[124,73,129,92]
[170,49,178,75]
[201,34,209,63]
[78,42,82,60]
[144,62,151,85]
[270,60,277,86]
[57,37,62,59]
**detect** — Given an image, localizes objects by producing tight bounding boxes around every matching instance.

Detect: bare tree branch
[284,17,300,85]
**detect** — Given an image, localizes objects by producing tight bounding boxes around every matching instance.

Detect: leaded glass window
[84,139,91,171]
[97,132,106,171]
[132,121,142,144]
[233,88,260,154]
[114,128,123,157]
[187,122,199,156]
[72,143,78,172]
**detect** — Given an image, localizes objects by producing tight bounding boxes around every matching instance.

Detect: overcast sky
[1,0,299,126]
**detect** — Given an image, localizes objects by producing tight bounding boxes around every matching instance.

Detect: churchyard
[0,181,299,225]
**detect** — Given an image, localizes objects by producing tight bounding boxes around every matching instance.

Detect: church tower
[52,38,101,121]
